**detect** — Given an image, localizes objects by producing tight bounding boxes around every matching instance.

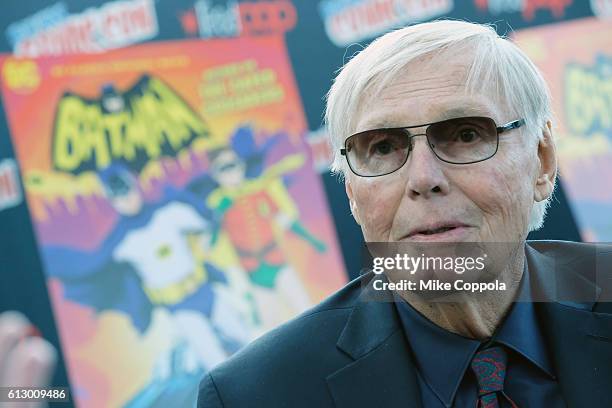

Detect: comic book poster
[0,36,347,407]
[513,18,612,241]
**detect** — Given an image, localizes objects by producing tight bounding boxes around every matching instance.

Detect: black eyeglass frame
[340,117,526,177]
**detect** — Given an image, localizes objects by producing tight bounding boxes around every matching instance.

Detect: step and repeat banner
[0,1,610,407]
[514,17,612,241]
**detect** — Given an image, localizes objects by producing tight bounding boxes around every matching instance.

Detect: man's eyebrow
[361,113,417,129]
[357,103,495,130]
[437,106,493,120]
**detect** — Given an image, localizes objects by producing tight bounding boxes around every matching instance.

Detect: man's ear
[534,120,558,203]
[345,180,361,225]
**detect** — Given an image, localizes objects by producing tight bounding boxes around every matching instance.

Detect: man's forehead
[351,51,506,132]
[356,98,500,131]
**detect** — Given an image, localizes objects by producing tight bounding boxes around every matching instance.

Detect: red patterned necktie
[470,346,519,408]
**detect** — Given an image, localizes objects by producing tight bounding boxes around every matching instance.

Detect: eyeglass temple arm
[497,119,525,134]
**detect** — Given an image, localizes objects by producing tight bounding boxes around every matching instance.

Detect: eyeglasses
[340,116,525,177]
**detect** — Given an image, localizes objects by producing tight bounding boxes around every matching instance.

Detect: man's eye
[371,139,394,155]
[456,129,480,143]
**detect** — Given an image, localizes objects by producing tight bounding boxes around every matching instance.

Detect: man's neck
[396,247,525,340]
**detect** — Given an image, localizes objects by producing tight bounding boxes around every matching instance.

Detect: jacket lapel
[527,242,612,408]
[538,301,612,408]
[326,277,422,408]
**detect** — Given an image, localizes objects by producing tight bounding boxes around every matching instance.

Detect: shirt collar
[394,291,479,407]
[394,261,555,407]
[491,261,556,379]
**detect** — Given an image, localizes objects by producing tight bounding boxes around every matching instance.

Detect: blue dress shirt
[394,263,566,407]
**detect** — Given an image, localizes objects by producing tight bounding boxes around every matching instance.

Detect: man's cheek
[355,181,390,210]
[463,173,506,220]
[362,209,384,235]
[480,172,527,236]
[367,202,398,240]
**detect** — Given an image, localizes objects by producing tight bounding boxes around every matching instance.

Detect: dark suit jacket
[198,241,612,407]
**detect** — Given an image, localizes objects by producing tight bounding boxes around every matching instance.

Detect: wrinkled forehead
[355,99,501,132]
[350,52,508,135]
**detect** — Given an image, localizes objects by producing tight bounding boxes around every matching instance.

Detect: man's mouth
[418,226,456,235]
[403,223,472,241]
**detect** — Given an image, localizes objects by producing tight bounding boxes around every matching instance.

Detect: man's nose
[403,136,449,199]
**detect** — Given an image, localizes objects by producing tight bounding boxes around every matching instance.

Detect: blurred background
[0,0,610,406]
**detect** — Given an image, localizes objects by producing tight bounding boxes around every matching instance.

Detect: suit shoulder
[527,240,612,259]
[527,240,612,269]
[527,240,612,311]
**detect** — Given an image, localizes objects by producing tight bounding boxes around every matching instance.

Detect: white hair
[324,20,556,232]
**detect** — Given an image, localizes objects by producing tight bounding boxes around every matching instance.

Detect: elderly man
[197,20,612,407]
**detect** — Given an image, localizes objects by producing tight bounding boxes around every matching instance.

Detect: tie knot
[470,346,508,396]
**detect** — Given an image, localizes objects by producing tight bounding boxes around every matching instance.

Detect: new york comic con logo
[474,0,573,20]
[51,75,210,175]
[318,0,452,47]
[5,0,158,57]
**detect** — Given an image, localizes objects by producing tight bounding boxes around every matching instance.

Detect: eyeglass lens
[345,117,499,177]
